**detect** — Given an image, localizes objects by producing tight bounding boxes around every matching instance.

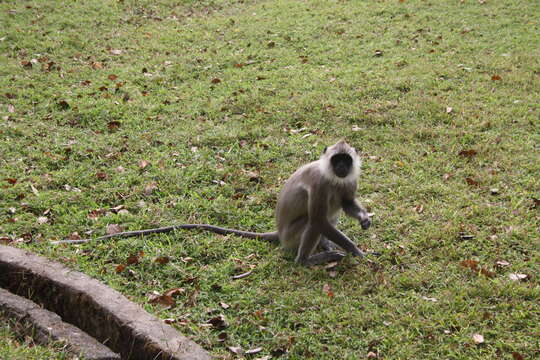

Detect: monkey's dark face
[330,153,353,178]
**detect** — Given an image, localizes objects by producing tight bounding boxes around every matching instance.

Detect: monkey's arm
[342,198,371,230]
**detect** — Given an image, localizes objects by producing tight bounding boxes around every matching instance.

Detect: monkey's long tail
[50,224,279,245]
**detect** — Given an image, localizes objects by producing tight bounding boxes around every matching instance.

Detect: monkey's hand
[359,216,371,230]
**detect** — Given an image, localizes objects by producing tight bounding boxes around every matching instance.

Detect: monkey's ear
[323,147,327,154]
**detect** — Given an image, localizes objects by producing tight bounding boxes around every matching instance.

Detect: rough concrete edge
[0,245,211,360]
[0,287,120,360]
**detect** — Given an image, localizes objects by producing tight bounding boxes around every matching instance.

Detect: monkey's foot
[298,251,346,266]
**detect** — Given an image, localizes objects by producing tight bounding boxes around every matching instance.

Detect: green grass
[0,320,74,360]
[1,0,539,359]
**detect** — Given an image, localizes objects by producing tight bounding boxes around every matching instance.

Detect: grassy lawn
[0,321,73,360]
[1,0,539,359]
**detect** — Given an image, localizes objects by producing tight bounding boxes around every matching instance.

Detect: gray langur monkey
[52,140,376,266]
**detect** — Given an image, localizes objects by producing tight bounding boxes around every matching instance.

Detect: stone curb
[0,287,120,360]
[0,245,211,360]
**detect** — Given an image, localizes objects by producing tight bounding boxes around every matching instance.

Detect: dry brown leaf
[138,160,150,169]
[322,283,334,298]
[211,77,221,84]
[491,75,502,81]
[460,259,479,271]
[217,332,228,342]
[155,256,170,265]
[465,177,479,186]
[108,74,118,81]
[106,224,123,235]
[144,182,158,195]
[126,254,140,265]
[208,314,228,329]
[107,121,121,131]
[149,294,175,307]
[458,149,477,158]
[37,216,48,224]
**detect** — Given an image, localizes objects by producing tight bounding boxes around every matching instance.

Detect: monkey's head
[320,140,361,183]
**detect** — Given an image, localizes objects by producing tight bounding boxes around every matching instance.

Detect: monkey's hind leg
[296,226,345,266]
[319,237,341,252]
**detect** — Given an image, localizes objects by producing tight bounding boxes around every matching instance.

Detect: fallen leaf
[91,61,103,70]
[138,160,150,169]
[220,302,230,309]
[443,173,453,181]
[217,332,228,342]
[5,178,17,185]
[164,287,185,297]
[491,75,502,81]
[367,352,378,359]
[30,183,39,195]
[208,315,228,329]
[115,264,126,273]
[460,259,479,271]
[68,232,81,240]
[21,60,33,68]
[246,347,262,355]
[109,49,122,55]
[144,182,158,195]
[149,293,175,307]
[37,216,48,224]
[458,149,477,158]
[374,50,383,57]
[267,41,275,48]
[414,204,424,214]
[7,104,15,113]
[511,352,525,360]
[57,100,70,110]
[508,273,528,281]
[421,296,438,302]
[96,172,108,180]
[446,106,453,113]
[480,268,495,278]
[472,333,484,344]
[108,74,118,81]
[227,346,243,355]
[155,256,170,265]
[106,224,123,235]
[465,177,479,186]
[211,77,221,84]
[495,260,510,267]
[163,318,176,324]
[107,121,121,131]
[126,254,140,265]
[322,283,334,298]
